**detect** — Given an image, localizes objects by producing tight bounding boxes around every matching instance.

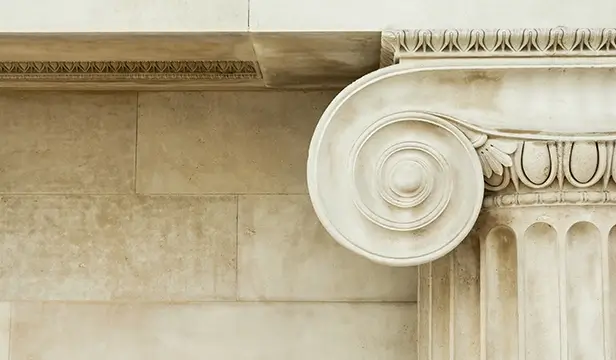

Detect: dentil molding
[307,27,616,266]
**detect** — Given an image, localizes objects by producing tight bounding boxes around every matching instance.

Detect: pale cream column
[418,173,616,359]
[307,28,616,360]
[416,234,481,359]
[476,203,616,360]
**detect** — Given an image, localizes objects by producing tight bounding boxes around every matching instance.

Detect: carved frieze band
[465,132,616,207]
[0,60,260,81]
[381,27,616,67]
[470,135,609,189]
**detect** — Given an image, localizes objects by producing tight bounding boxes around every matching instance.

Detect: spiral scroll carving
[351,114,456,232]
[308,106,616,264]
[308,111,484,266]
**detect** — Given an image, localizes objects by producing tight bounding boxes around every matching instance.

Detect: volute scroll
[308,96,616,266]
[308,107,485,266]
[310,28,616,266]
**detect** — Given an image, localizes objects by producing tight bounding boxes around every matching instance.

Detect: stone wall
[1,0,615,31]
[0,91,417,359]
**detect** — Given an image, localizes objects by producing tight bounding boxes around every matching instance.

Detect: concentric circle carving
[352,117,453,232]
[308,110,484,267]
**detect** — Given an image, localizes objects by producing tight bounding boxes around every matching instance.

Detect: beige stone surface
[0,92,136,194]
[0,32,379,90]
[238,195,417,301]
[137,91,335,194]
[3,0,616,34]
[0,33,257,62]
[251,32,380,88]
[0,195,236,301]
[417,236,481,359]
[10,302,416,360]
[0,79,268,92]
[0,303,8,360]
[249,0,616,30]
[0,0,248,32]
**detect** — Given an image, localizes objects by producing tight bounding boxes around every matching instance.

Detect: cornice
[380,27,616,67]
[0,60,260,81]
[0,32,380,89]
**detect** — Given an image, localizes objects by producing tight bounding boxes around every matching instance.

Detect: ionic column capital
[307,27,616,266]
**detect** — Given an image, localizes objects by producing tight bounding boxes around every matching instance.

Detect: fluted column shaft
[418,206,616,360]
[417,234,481,359]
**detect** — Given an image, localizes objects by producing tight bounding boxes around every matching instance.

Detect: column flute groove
[449,253,455,360]
[601,227,611,360]
[558,228,568,360]
[516,224,525,360]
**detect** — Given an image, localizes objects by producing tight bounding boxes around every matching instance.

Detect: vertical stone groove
[417,235,480,360]
[419,217,616,360]
[432,255,452,359]
[524,222,560,360]
[601,226,610,360]
[453,235,480,360]
[558,224,568,360]
[449,253,455,360]
[418,263,432,360]
[483,225,518,360]
[606,226,616,360]
[565,222,604,359]
[516,224,526,360]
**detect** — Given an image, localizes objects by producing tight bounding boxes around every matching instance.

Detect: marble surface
[0,0,248,32]
[137,91,335,194]
[250,0,616,30]
[0,91,418,359]
[0,32,381,89]
[0,89,418,358]
[0,92,136,194]
[238,195,417,301]
[9,302,416,360]
[0,304,7,360]
[2,2,616,89]
[251,32,380,88]
[4,0,616,33]
[0,33,257,62]
[0,195,237,301]
[0,90,420,303]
